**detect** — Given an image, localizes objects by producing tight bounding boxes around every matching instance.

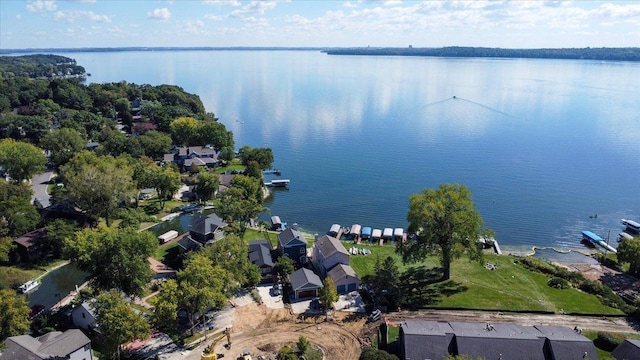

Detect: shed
[372,229,382,239]
[382,228,393,239]
[271,216,282,230]
[361,227,372,239]
[393,228,404,240]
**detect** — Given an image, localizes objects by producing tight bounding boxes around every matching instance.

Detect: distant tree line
[325,46,640,62]
[0,54,86,79]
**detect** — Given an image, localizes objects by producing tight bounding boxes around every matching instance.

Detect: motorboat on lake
[18,280,40,293]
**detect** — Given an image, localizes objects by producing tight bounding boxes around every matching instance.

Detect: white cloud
[343,1,359,8]
[204,14,225,21]
[203,0,241,6]
[383,0,402,6]
[594,3,640,19]
[148,8,171,21]
[182,19,206,34]
[53,10,112,23]
[230,1,277,19]
[26,0,57,13]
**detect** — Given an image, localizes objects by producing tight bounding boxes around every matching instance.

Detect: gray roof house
[399,320,596,360]
[1,329,92,360]
[290,268,323,299]
[612,339,640,360]
[177,212,227,256]
[534,325,598,360]
[311,234,349,276]
[450,321,546,360]
[249,240,275,282]
[399,320,453,360]
[277,228,307,264]
[327,263,360,294]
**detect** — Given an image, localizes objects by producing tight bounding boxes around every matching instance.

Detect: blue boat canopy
[582,231,603,242]
[362,227,372,237]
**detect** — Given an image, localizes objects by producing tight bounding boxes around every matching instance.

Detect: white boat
[18,280,39,293]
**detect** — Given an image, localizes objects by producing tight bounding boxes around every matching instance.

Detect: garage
[347,283,357,292]
[297,289,318,299]
[337,285,346,294]
[290,268,323,300]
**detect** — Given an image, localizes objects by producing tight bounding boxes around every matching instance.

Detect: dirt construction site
[200,299,639,360]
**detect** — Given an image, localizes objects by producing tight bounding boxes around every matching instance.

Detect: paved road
[31,170,54,208]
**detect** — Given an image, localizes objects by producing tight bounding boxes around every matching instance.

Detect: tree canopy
[398,183,486,281]
[60,151,135,226]
[318,277,338,312]
[93,290,150,360]
[617,238,640,277]
[39,127,86,168]
[0,139,46,183]
[64,226,156,296]
[0,289,30,342]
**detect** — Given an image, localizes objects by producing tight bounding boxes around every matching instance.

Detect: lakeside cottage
[177,212,227,256]
[311,234,349,277]
[1,329,93,360]
[248,240,275,283]
[277,228,307,264]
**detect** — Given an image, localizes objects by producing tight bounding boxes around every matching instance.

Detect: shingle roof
[177,236,203,252]
[327,263,358,282]
[290,268,323,291]
[249,240,274,267]
[535,325,598,360]
[314,235,348,259]
[2,329,91,360]
[449,322,545,360]
[189,213,227,236]
[13,228,46,249]
[612,339,640,360]
[277,228,307,247]
[400,320,452,360]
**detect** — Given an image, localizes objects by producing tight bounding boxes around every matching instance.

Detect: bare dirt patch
[213,302,366,360]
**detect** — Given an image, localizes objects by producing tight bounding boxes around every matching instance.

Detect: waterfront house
[1,329,93,360]
[311,235,349,276]
[277,228,307,264]
[12,228,47,263]
[71,301,97,332]
[327,263,360,294]
[248,240,275,283]
[290,268,323,299]
[163,146,220,171]
[177,212,227,256]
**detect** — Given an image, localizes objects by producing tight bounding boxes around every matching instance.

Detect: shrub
[250,288,262,304]
[594,331,625,351]
[547,277,570,289]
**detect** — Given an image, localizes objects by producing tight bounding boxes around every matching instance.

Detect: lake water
[27,263,89,308]
[62,50,639,252]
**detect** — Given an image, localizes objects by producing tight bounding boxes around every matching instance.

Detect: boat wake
[453,96,516,118]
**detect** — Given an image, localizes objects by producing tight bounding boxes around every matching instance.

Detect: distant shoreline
[1,46,639,62]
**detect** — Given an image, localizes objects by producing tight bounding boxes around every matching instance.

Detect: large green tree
[61,152,135,226]
[218,187,263,237]
[39,128,86,168]
[138,130,172,160]
[399,183,486,281]
[0,139,46,183]
[93,290,150,360]
[199,234,261,291]
[198,121,234,151]
[151,279,180,334]
[170,116,200,147]
[64,226,156,296]
[175,254,227,328]
[318,277,338,313]
[0,289,30,342]
[0,181,39,237]
[617,238,640,277]
[193,171,220,203]
[238,146,274,170]
[43,219,79,259]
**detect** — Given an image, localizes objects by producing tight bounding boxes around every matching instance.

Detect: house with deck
[1,329,93,360]
[277,228,307,264]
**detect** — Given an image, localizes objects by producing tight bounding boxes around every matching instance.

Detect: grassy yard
[348,242,624,315]
[0,259,68,290]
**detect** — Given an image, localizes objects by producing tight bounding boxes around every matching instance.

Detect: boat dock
[582,231,617,254]
[265,179,290,187]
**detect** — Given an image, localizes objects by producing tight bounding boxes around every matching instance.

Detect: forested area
[325,46,640,61]
[0,54,86,79]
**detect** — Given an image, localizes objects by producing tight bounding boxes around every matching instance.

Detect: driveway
[31,170,54,208]
[256,283,284,309]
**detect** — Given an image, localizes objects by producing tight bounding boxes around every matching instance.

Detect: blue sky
[1,0,639,49]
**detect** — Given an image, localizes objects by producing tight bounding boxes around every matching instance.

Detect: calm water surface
[65,50,639,251]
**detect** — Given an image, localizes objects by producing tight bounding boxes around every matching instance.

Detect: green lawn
[349,243,624,315]
[0,259,69,290]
